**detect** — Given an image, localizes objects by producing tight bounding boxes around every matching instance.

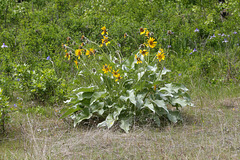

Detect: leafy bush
[61,27,193,133]
[13,64,67,104]
[30,68,66,103]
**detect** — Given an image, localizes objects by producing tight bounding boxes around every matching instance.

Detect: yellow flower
[147,37,157,48]
[135,54,142,64]
[86,48,95,57]
[140,27,147,35]
[115,74,123,82]
[101,26,108,35]
[74,60,78,69]
[145,30,150,37]
[65,52,70,60]
[100,36,110,47]
[139,49,148,56]
[75,49,83,59]
[112,69,120,77]
[156,49,165,62]
[102,64,112,74]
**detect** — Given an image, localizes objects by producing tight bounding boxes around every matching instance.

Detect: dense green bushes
[0,0,239,132]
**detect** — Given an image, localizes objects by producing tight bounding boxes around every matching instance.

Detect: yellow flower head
[101,26,108,35]
[147,37,157,48]
[140,27,147,35]
[65,52,70,60]
[74,60,78,69]
[135,54,142,64]
[145,30,150,37]
[115,74,123,82]
[139,49,149,56]
[75,49,83,59]
[156,49,165,62]
[100,36,110,47]
[102,64,112,74]
[112,69,120,77]
[86,48,95,57]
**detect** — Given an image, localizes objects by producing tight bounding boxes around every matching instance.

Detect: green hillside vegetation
[0,0,240,158]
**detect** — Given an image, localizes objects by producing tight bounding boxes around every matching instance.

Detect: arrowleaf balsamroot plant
[61,26,193,133]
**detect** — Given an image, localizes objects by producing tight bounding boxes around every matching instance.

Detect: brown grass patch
[1,94,240,159]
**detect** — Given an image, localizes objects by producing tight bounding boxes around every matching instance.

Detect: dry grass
[0,90,240,159]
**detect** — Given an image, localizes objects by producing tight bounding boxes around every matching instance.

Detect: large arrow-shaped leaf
[143,98,155,113]
[172,98,188,107]
[120,117,132,133]
[73,108,92,127]
[152,100,169,113]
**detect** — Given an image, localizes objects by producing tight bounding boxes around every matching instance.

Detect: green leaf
[155,69,171,81]
[143,98,155,113]
[97,114,115,129]
[160,83,188,94]
[147,64,157,72]
[128,89,136,106]
[136,93,146,108]
[74,108,92,127]
[76,92,93,101]
[172,98,188,107]
[107,103,116,108]
[85,98,94,105]
[133,81,146,91]
[82,92,94,99]
[120,89,136,106]
[153,115,161,127]
[153,80,163,86]
[91,102,104,115]
[60,106,81,119]
[113,106,123,119]
[137,71,145,81]
[167,111,181,123]
[161,68,171,75]
[73,86,96,92]
[152,100,169,113]
[122,79,134,90]
[158,92,173,99]
[102,75,113,89]
[120,117,132,133]
[120,95,128,102]
[90,91,107,105]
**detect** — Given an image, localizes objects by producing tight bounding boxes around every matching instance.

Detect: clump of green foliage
[61,27,193,133]
[13,64,67,104]
[0,0,240,133]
